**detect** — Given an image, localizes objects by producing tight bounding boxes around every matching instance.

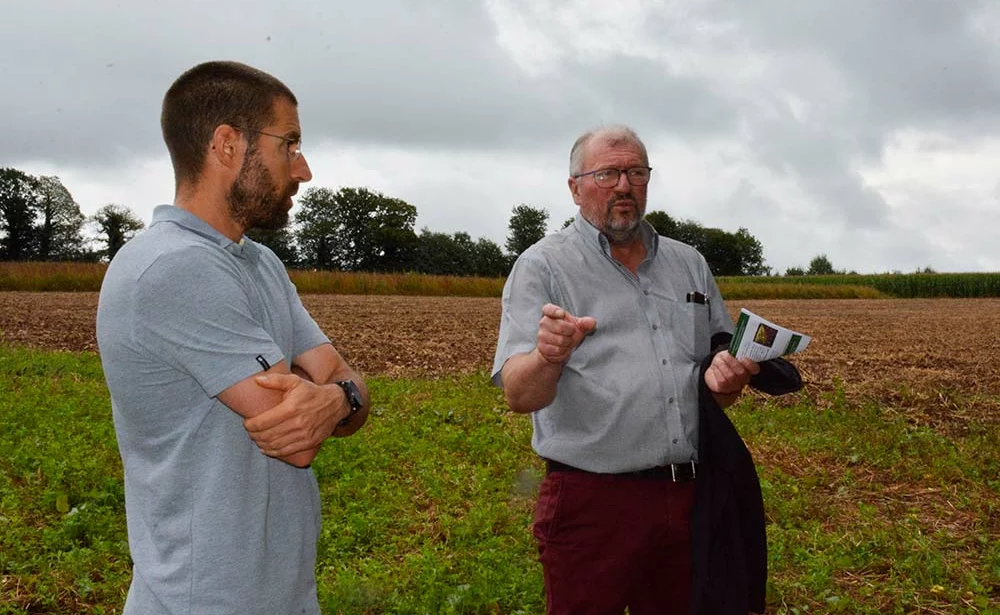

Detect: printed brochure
[729,308,812,361]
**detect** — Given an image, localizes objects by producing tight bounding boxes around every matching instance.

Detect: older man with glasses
[493,125,794,614]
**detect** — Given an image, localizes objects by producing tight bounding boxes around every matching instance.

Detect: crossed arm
[217,343,370,467]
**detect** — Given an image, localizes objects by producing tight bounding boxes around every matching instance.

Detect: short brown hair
[161,61,297,185]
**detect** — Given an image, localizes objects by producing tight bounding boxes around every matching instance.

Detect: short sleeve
[134,248,283,398]
[491,254,556,386]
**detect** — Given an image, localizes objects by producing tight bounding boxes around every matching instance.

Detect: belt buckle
[670,461,696,482]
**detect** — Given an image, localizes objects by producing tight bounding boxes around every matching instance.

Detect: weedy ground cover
[1,344,998,614]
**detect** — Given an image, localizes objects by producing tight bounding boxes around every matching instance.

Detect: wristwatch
[336,380,363,426]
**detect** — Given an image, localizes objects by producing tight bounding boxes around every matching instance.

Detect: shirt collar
[150,205,260,262]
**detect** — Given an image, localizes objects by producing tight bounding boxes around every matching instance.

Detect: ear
[209,124,245,171]
[568,176,583,206]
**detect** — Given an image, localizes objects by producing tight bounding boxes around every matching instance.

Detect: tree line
[248,187,771,277]
[1,167,773,276]
[0,169,145,262]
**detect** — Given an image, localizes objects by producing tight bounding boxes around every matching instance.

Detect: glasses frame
[235,126,303,161]
[573,166,653,189]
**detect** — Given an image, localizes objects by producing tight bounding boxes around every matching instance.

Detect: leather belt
[544,458,697,482]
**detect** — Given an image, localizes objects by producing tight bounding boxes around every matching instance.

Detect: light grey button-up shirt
[492,214,733,473]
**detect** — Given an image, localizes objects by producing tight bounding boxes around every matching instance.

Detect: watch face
[340,380,362,409]
[337,380,363,427]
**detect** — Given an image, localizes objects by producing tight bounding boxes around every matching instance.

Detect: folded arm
[218,344,369,467]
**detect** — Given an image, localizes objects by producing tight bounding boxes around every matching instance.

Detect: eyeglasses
[573,166,652,188]
[236,127,303,160]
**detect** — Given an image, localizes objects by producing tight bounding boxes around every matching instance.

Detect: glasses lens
[593,169,621,188]
[627,168,650,186]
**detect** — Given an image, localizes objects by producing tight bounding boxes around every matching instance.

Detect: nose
[613,171,631,192]
[292,154,312,183]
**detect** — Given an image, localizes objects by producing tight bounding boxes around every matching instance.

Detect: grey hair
[568,124,648,176]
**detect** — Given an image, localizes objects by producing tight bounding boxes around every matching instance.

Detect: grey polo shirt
[97,205,329,615]
[492,215,733,473]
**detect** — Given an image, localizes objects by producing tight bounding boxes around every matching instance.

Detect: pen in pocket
[686,291,707,305]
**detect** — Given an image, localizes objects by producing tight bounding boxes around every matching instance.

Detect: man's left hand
[243,373,347,458]
[705,351,760,397]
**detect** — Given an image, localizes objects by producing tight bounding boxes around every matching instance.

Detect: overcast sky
[3,0,999,274]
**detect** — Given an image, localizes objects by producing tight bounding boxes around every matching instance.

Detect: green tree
[35,176,88,261]
[785,266,806,276]
[0,168,41,260]
[295,187,418,271]
[646,211,769,276]
[644,210,678,238]
[415,229,467,275]
[372,196,420,273]
[699,227,744,276]
[732,227,769,276]
[91,204,145,261]
[451,232,477,276]
[505,204,549,257]
[670,220,707,250]
[246,227,298,266]
[807,254,835,275]
[471,237,509,277]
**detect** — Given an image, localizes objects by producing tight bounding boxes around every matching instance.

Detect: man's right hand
[535,303,597,365]
[498,303,597,414]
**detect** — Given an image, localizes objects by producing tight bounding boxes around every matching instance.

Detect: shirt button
[662,359,667,365]
[652,325,658,330]
[668,397,674,403]
[672,439,679,444]
[644,290,650,295]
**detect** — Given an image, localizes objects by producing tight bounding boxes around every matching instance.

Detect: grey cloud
[555,56,740,140]
[631,1,1000,237]
[0,0,744,170]
[2,0,579,167]
[706,0,1000,131]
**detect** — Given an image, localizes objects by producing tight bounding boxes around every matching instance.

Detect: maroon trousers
[533,469,696,615]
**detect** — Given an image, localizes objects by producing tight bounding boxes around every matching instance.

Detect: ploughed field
[1,292,998,426]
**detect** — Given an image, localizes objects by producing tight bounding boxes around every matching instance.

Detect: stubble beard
[227,148,295,232]
[601,195,644,245]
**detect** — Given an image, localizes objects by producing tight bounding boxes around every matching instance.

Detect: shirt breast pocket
[671,300,711,361]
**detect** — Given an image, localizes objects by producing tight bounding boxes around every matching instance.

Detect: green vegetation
[717,282,887,300]
[3,261,1000,298]
[719,272,1000,298]
[2,345,998,613]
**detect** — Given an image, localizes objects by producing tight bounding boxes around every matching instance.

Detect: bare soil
[1,292,997,426]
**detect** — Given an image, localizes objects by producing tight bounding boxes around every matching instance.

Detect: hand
[704,351,760,396]
[242,373,348,459]
[535,303,597,365]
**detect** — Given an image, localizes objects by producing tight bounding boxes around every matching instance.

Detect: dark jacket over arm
[690,336,802,615]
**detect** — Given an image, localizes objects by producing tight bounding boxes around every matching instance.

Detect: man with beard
[492,125,762,614]
[96,61,368,615]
